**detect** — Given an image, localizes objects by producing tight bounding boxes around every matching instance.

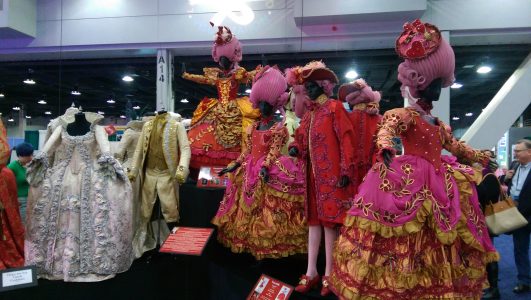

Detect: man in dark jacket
[504,139,531,294]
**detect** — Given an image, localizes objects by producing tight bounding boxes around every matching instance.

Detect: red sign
[247,274,293,300]
[197,166,229,188]
[159,227,214,256]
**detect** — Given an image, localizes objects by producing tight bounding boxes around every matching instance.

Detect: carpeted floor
[492,234,531,299]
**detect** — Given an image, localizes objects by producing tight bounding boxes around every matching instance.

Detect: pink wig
[250,65,289,110]
[211,26,242,63]
[396,20,455,99]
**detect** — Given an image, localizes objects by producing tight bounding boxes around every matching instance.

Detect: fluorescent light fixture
[452,116,460,120]
[245,89,252,94]
[107,99,116,104]
[180,99,189,103]
[71,90,81,96]
[7,118,14,122]
[120,115,126,119]
[98,111,105,115]
[25,115,31,119]
[23,79,36,85]
[462,65,475,69]
[12,107,20,111]
[476,66,492,74]
[0,93,4,98]
[450,83,463,89]
[345,70,358,79]
[122,75,134,82]
[45,111,52,115]
[133,106,140,110]
[465,112,473,117]
[38,100,47,105]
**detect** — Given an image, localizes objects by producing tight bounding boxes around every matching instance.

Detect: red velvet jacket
[290,96,357,224]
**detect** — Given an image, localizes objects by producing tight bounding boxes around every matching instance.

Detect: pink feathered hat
[395,19,455,99]
[250,65,289,110]
[211,25,242,63]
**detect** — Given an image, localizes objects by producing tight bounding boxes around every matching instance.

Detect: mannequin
[66,112,91,136]
[212,66,306,259]
[129,110,191,257]
[329,19,498,300]
[183,25,261,171]
[0,118,25,269]
[25,112,133,281]
[288,61,357,296]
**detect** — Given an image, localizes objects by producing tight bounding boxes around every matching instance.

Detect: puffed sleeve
[375,108,416,161]
[441,121,489,166]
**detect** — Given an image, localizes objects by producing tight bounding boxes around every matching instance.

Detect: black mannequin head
[258,101,274,117]
[219,56,232,71]
[304,81,324,100]
[67,112,91,136]
[418,78,443,102]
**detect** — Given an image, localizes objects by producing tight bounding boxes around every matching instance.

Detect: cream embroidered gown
[25,125,134,282]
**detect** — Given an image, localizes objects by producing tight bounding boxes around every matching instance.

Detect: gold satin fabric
[145,115,168,170]
[141,168,179,223]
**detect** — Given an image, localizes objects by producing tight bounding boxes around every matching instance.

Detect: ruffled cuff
[175,165,189,184]
[97,152,127,181]
[26,151,49,185]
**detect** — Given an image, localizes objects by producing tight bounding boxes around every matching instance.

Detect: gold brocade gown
[183,67,260,169]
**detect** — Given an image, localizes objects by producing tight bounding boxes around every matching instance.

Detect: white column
[156,49,174,112]
[431,31,450,125]
[461,52,531,149]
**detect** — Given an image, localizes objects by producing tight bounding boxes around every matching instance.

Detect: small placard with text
[247,274,293,300]
[0,266,37,292]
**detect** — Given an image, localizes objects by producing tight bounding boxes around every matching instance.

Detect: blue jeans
[18,197,27,224]
[513,222,531,285]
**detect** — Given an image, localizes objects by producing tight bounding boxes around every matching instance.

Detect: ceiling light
[7,118,14,122]
[97,111,105,115]
[462,65,475,69]
[133,105,140,110]
[465,112,473,117]
[476,66,492,74]
[25,115,31,119]
[45,111,52,115]
[450,83,463,89]
[71,86,81,96]
[122,75,134,82]
[24,68,36,84]
[12,107,20,111]
[120,115,126,119]
[245,89,251,94]
[345,70,358,79]
[275,110,280,114]
[452,116,460,120]
[107,99,116,104]
[38,100,47,105]
[0,93,4,98]
[180,99,189,103]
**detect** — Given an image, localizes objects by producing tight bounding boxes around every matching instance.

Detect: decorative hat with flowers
[395,19,455,101]
[211,25,242,64]
[287,61,338,97]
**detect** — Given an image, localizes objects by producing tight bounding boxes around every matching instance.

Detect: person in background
[503,139,531,294]
[7,142,34,222]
